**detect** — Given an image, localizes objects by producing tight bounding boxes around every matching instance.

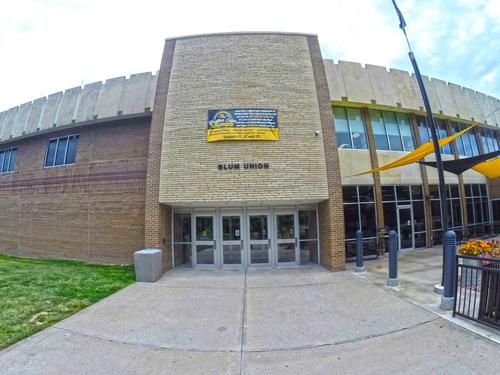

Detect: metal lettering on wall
[207,109,278,142]
[218,162,270,170]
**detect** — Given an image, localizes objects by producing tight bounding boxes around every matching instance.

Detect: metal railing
[453,255,500,330]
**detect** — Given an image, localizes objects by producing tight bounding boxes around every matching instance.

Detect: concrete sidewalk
[348,244,500,344]
[1,266,499,374]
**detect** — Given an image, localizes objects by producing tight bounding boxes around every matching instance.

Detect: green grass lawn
[0,254,135,350]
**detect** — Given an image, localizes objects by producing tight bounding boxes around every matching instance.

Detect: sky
[0,0,499,112]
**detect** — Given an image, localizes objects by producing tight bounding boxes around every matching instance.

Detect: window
[416,116,453,154]
[45,135,79,167]
[464,184,490,238]
[333,107,368,149]
[342,185,377,258]
[368,110,415,151]
[429,184,463,244]
[342,185,376,239]
[0,147,17,173]
[382,185,426,248]
[299,210,319,264]
[480,128,499,153]
[173,213,192,267]
[450,121,480,156]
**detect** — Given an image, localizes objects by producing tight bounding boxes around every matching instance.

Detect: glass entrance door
[248,214,271,267]
[221,214,243,268]
[276,213,299,265]
[397,207,414,249]
[193,214,216,268]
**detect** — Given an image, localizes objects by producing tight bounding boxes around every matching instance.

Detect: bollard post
[440,230,456,310]
[355,229,365,272]
[386,230,399,287]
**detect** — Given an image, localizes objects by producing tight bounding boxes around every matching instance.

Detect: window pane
[383,111,403,151]
[382,186,396,201]
[174,213,191,242]
[370,110,389,150]
[343,204,359,239]
[464,184,472,198]
[450,184,460,198]
[486,130,495,153]
[430,200,442,230]
[358,185,374,202]
[469,131,480,156]
[360,203,376,237]
[467,199,474,223]
[396,185,411,201]
[196,216,213,241]
[8,149,16,172]
[451,199,462,227]
[347,108,367,149]
[45,139,58,167]
[299,210,317,240]
[451,123,466,155]
[472,184,480,196]
[436,119,452,154]
[482,198,490,223]
[65,135,78,164]
[1,150,8,173]
[412,201,426,232]
[342,186,358,203]
[474,198,482,223]
[54,137,68,166]
[397,113,415,151]
[383,202,397,232]
[174,244,192,267]
[222,216,240,241]
[459,123,473,156]
[479,184,487,196]
[411,185,423,200]
[333,107,352,149]
[416,116,430,143]
[428,185,440,199]
[480,129,490,153]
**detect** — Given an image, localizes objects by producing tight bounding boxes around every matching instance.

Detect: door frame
[274,211,300,267]
[219,213,244,269]
[246,212,272,268]
[192,213,218,269]
[396,205,414,250]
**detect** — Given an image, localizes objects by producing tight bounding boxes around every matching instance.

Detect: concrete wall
[324,60,500,128]
[338,149,374,185]
[159,33,329,205]
[0,73,157,144]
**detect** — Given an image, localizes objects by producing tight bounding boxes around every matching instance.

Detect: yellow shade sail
[472,157,500,179]
[352,124,476,176]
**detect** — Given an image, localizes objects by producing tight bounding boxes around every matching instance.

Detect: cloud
[0,0,498,111]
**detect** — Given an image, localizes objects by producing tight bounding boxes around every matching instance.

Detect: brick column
[409,114,433,247]
[144,39,176,271]
[362,108,385,254]
[307,36,345,271]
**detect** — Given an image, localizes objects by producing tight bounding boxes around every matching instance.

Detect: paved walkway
[1,265,499,374]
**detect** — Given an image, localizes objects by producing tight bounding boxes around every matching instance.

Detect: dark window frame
[0,147,17,174]
[44,134,79,168]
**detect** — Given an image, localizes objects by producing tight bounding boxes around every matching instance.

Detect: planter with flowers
[458,240,500,284]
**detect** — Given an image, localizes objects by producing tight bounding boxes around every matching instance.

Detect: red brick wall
[0,118,150,264]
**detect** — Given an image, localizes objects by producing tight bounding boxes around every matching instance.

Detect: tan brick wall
[308,36,345,271]
[144,39,176,271]
[0,118,150,264]
[159,34,329,205]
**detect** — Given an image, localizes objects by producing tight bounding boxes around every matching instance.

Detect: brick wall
[308,36,345,271]
[0,118,150,264]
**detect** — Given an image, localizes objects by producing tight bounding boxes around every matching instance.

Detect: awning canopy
[418,150,500,176]
[351,124,475,176]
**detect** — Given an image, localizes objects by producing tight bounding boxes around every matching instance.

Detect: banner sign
[207,109,278,142]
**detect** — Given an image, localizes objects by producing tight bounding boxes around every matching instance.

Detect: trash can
[134,248,163,282]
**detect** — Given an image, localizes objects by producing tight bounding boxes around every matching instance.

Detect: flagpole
[391,1,448,286]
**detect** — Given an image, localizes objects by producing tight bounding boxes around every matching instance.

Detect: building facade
[0,32,499,271]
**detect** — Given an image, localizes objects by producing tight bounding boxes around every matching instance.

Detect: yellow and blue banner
[207,109,278,142]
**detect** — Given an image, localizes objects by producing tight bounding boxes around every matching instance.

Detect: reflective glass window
[333,107,352,149]
[370,110,389,150]
[383,111,403,151]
